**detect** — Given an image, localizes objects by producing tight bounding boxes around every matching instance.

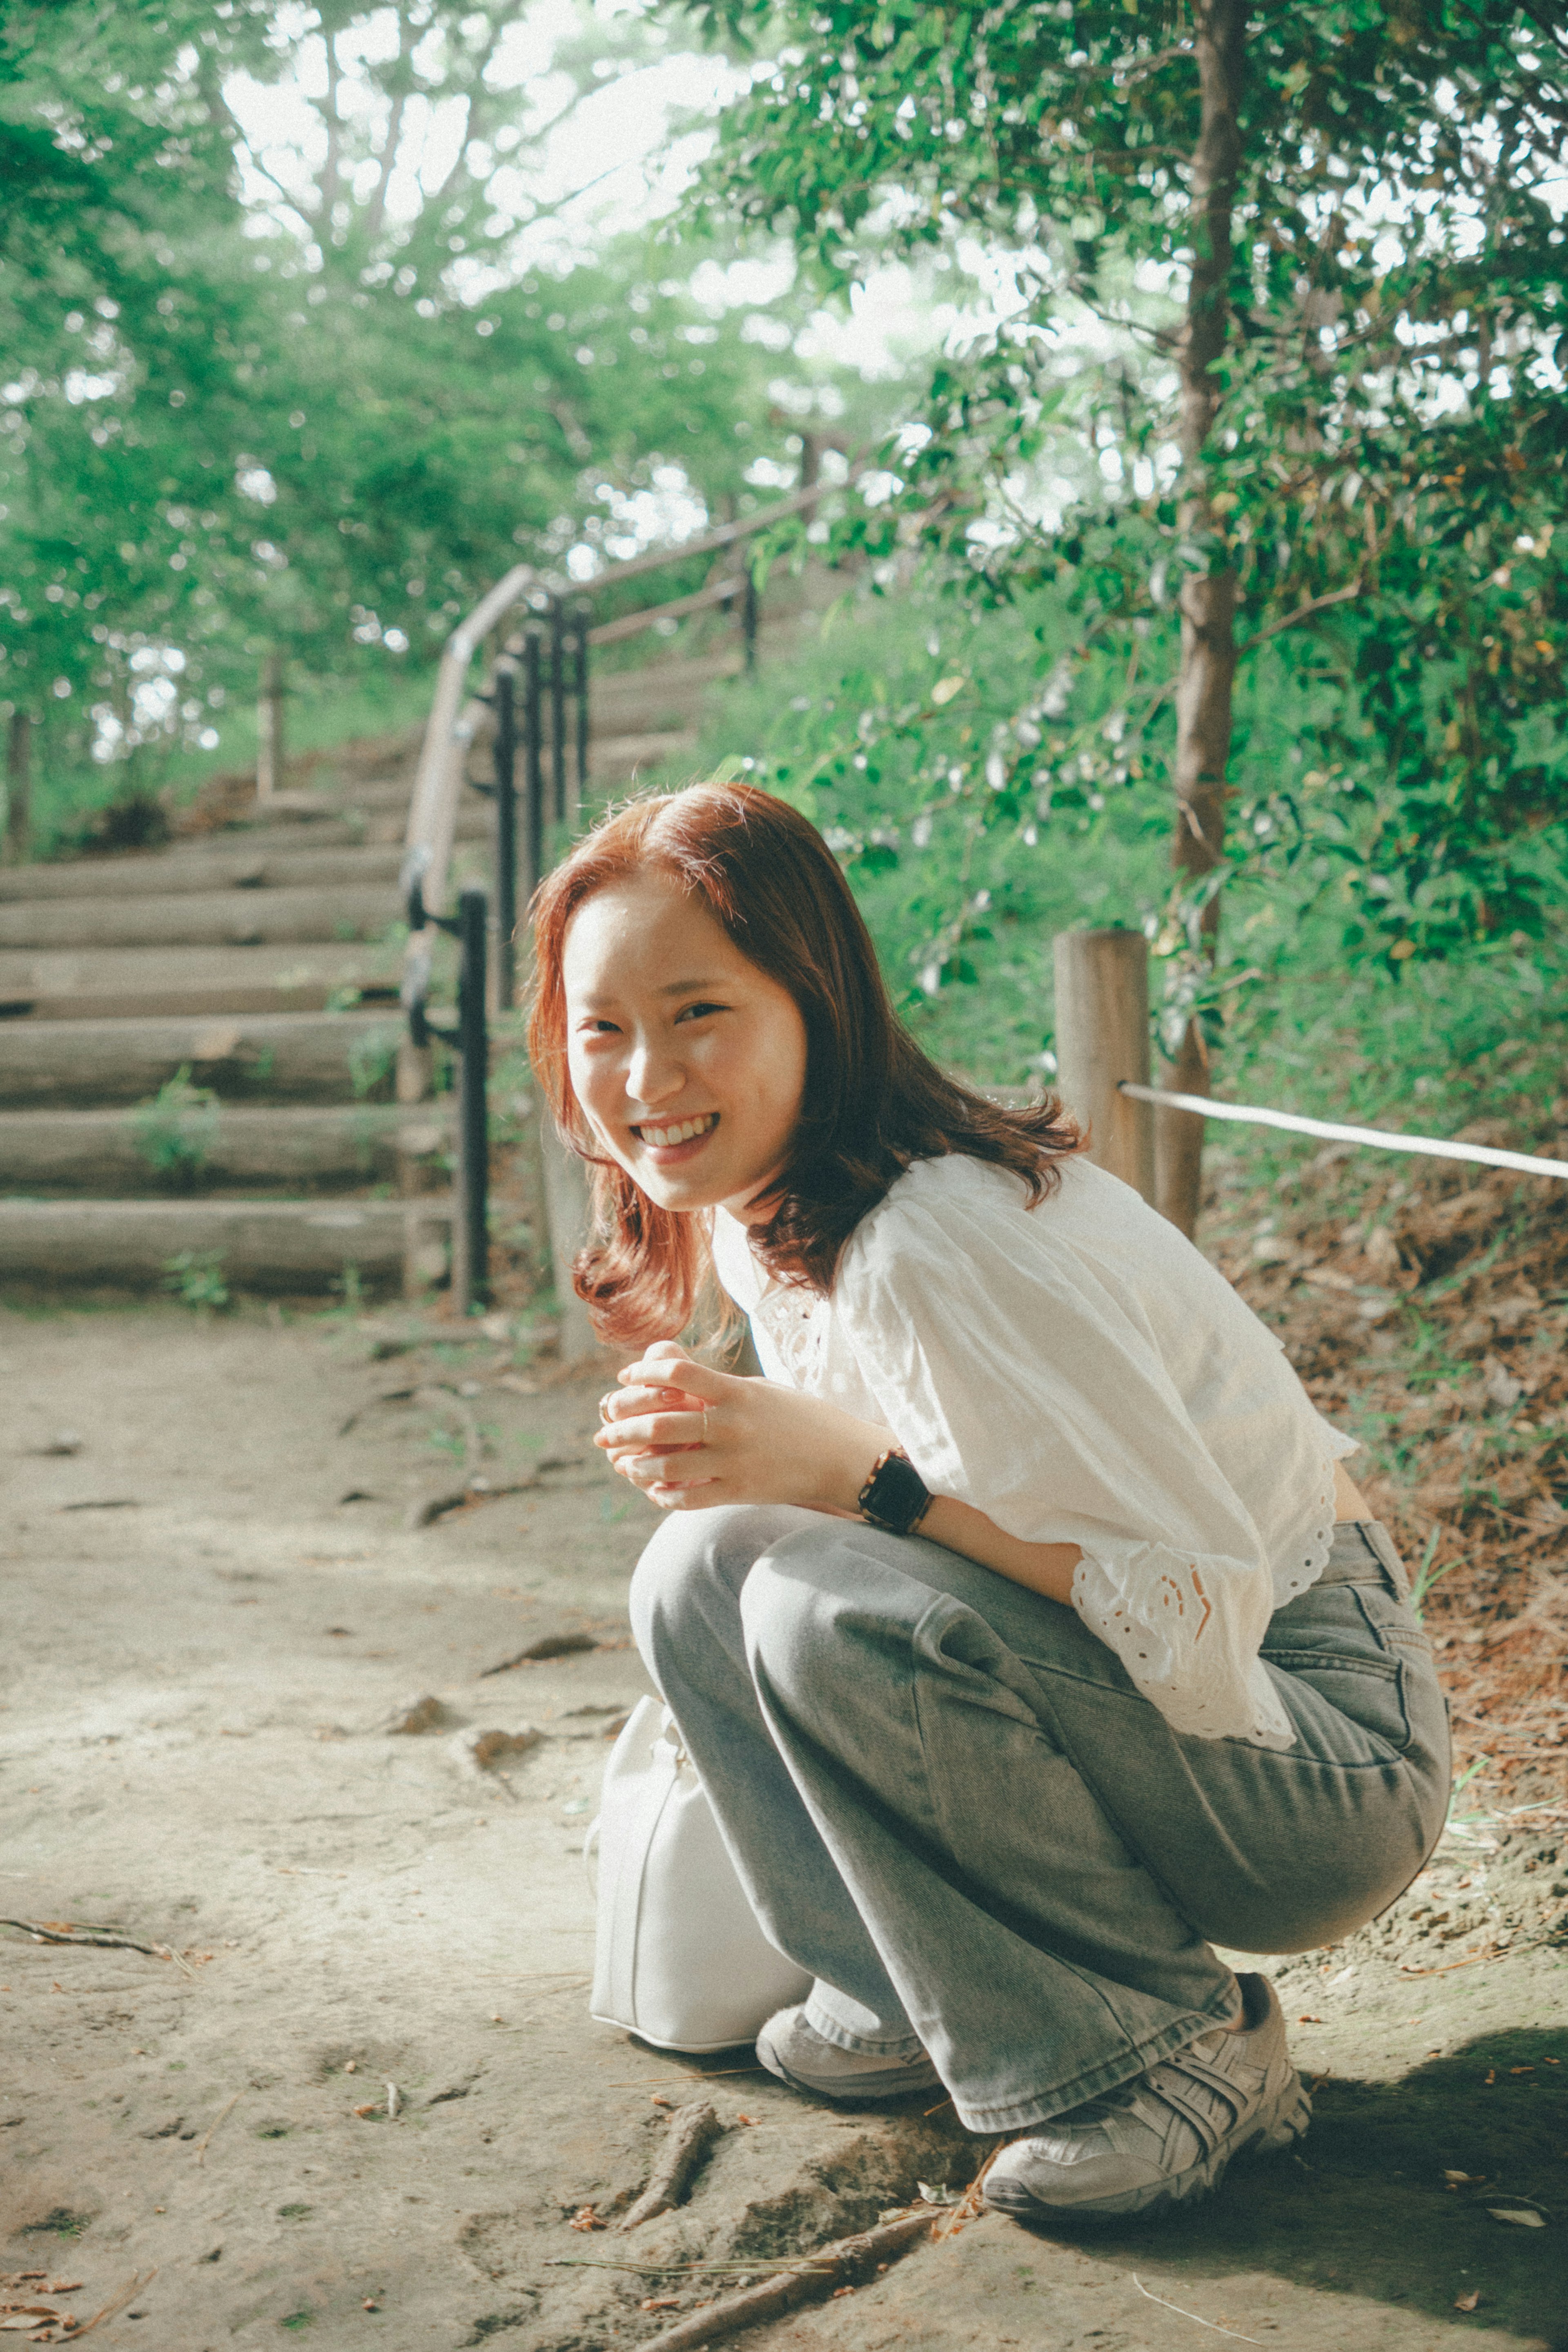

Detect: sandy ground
[2,1302,1565,2352]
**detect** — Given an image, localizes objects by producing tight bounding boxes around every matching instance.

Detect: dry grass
[1205,1121,1568,1823]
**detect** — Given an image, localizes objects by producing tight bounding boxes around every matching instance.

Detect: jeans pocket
[1259,1586,1417,1759]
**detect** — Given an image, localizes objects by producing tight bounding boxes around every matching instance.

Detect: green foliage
[347,1026,401,1101]
[163,1248,232,1313]
[683,0,1568,992]
[0,0,877,808]
[133,1067,221,1189]
[687,588,1568,1135]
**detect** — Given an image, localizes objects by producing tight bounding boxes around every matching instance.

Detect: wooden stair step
[0,1195,448,1292]
[0,1103,451,1195]
[0,843,406,904]
[588,730,699,782]
[0,883,401,953]
[0,1010,406,1108]
[0,939,431,1023]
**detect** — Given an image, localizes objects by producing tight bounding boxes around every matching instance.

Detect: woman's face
[562,872,809,1224]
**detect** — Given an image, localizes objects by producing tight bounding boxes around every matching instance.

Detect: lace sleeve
[1071,1544,1295,1749]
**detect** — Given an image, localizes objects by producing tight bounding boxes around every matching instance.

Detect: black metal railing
[469,598,592,1010]
[401,472,867,1314]
[402,865,490,1311]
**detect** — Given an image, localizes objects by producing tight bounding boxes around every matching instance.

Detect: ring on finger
[598,1391,617,1425]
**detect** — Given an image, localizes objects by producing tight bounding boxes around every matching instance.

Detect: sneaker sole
[756,2044,943,2105]
[984,2071,1312,2223]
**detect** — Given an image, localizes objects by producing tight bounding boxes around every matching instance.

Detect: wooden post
[537,1116,598,1363]
[256,648,285,799]
[1051,928,1156,1206]
[4,710,31,864]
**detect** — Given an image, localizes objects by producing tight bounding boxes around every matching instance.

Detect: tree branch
[1235,579,1363,653]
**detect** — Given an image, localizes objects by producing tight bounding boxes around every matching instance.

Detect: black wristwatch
[857,1447,933,1537]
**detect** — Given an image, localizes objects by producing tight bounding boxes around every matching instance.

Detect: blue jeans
[630,1510,1450,2134]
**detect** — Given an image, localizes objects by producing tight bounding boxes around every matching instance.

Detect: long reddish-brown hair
[527,781,1081,1347]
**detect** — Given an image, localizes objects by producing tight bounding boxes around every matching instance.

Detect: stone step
[0,1194,448,1292]
[0,1102,451,1194]
[0,843,406,905]
[0,883,400,953]
[0,1010,405,1108]
[0,940,422,1022]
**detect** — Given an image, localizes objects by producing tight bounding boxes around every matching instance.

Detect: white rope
[1117,1082,1568,1183]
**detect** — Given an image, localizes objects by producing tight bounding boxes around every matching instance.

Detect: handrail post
[742,565,759,674]
[549,599,568,825]
[572,601,590,820]
[453,885,490,1313]
[522,628,545,898]
[256,647,285,800]
[492,661,518,1011]
[3,710,31,865]
[1052,928,1156,1208]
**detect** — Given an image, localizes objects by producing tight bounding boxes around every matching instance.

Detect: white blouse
[710,1151,1356,1751]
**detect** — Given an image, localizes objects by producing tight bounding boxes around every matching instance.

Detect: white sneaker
[756,2006,942,2103]
[983,1975,1310,2221]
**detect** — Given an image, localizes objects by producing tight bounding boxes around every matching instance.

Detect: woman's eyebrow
[657,976,730,997]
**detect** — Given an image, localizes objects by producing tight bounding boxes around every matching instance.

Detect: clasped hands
[593,1339,890,1517]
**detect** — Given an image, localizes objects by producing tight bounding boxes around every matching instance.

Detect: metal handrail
[399,466,859,1319]
[400,471,855,919]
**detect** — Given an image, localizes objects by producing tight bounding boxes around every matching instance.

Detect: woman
[528,780,1448,2223]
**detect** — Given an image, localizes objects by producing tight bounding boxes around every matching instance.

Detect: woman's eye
[675,1001,726,1023]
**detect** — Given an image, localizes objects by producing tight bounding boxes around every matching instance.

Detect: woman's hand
[594,1339,892,1515]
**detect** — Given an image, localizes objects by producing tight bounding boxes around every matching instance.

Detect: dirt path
[2,1304,1564,2350]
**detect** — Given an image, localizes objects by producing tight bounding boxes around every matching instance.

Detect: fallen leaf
[568,2207,606,2233]
[1487,2208,1546,2227]
[352,2102,378,2120]
[1454,2288,1482,2311]
[1482,1355,1526,1411]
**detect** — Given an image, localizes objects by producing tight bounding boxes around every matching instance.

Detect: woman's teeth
[637,1113,718,1148]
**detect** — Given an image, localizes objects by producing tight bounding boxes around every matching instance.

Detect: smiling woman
[524,780,1450,2227]
[560,872,810,1222]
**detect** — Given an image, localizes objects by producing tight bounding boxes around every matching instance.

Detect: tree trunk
[1157,0,1247,1240]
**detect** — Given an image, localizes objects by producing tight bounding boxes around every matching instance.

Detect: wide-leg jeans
[629,1508,1450,2135]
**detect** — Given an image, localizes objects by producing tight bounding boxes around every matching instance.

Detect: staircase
[0,625,747,1298]
[0,611,797,1300]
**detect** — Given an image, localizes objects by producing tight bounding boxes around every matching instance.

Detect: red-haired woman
[532,780,1448,2222]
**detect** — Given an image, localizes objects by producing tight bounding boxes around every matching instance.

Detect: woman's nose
[626,1037,683,1107]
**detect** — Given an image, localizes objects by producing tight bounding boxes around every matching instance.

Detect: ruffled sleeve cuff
[1070,1545,1296,1750]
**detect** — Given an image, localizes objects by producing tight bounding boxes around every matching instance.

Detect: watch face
[863,1452,930,1534]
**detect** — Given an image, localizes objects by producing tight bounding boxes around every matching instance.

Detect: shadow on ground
[1008,2026,1567,2348]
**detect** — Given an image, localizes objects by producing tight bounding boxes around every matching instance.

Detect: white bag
[587,1695,813,2054]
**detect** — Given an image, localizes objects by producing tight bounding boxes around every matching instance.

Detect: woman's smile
[630,1111,721,1159]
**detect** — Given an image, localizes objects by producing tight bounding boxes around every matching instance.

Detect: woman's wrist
[822,1420,896,1517]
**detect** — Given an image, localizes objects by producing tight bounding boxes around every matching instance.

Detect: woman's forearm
[601,1352,1081,1602]
[918,1496,1081,1607]
[800,1409,1080,1603]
